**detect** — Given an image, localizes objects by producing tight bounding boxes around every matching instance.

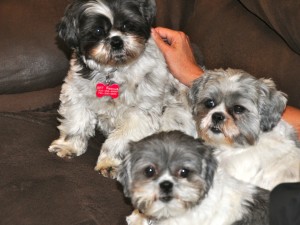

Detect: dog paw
[48,140,77,159]
[126,209,146,225]
[94,156,121,179]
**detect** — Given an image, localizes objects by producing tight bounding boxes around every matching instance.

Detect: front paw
[48,139,77,159]
[94,154,121,179]
[126,210,147,225]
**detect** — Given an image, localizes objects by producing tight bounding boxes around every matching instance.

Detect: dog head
[57,0,156,68]
[117,131,217,220]
[189,68,287,146]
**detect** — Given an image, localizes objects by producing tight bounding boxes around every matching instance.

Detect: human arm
[282,106,300,138]
[151,27,204,87]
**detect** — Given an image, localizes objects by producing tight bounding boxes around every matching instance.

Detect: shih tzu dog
[48,0,196,178]
[189,68,300,190]
[118,131,269,225]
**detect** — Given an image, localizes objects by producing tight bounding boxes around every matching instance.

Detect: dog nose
[110,36,124,50]
[160,181,173,193]
[212,112,225,123]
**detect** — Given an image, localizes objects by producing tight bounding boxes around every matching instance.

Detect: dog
[118,131,270,225]
[48,0,196,178]
[189,68,300,190]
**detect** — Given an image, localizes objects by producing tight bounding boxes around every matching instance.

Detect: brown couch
[0,0,299,224]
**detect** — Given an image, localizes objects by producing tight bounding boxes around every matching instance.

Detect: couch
[0,0,299,224]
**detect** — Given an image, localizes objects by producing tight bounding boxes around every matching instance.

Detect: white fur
[215,120,300,190]
[49,38,196,176]
[191,68,300,190]
[130,171,205,221]
[84,0,114,23]
[127,168,260,225]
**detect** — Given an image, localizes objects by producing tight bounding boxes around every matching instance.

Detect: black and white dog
[49,0,196,178]
[118,131,269,225]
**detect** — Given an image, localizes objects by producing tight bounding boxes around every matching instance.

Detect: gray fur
[189,68,287,146]
[49,0,196,178]
[118,131,270,224]
[258,78,287,131]
[189,68,300,192]
[118,131,217,199]
[233,188,270,225]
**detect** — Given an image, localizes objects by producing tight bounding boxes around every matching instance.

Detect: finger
[154,27,179,45]
[151,28,172,52]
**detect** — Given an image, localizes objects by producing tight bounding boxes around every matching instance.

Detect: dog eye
[122,23,134,32]
[94,27,105,36]
[204,99,215,109]
[233,105,246,114]
[144,166,156,178]
[178,168,190,178]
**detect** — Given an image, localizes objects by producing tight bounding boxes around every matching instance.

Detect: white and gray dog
[48,0,196,178]
[118,131,269,225]
[189,68,300,190]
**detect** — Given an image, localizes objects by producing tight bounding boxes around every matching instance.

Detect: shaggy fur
[189,68,300,190]
[118,131,270,225]
[48,0,196,178]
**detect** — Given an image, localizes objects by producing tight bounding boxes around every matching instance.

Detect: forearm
[282,106,300,139]
[177,65,203,87]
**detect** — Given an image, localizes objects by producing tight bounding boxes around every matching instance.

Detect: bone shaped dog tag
[96,83,119,99]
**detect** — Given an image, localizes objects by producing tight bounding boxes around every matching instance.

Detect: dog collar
[104,68,117,85]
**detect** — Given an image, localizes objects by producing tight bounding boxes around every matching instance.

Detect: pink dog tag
[96,83,119,99]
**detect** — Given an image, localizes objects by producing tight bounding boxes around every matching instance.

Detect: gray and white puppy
[118,131,269,225]
[48,0,196,178]
[189,68,300,190]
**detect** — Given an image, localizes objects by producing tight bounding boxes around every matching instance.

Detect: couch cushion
[270,182,300,225]
[0,86,60,112]
[0,112,131,225]
[240,0,300,55]
[156,0,300,108]
[0,0,70,94]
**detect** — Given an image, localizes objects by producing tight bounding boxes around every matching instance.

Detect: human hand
[151,27,204,87]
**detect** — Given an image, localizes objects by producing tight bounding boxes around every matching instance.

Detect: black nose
[110,36,124,50]
[159,181,173,193]
[212,112,225,123]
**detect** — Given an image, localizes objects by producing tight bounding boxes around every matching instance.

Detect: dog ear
[57,1,83,49]
[188,74,210,114]
[117,153,132,198]
[258,78,287,132]
[137,0,156,25]
[189,78,201,108]
[194,139,217,191]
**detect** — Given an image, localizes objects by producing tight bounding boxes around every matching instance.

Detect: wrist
[184,66,204,87]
